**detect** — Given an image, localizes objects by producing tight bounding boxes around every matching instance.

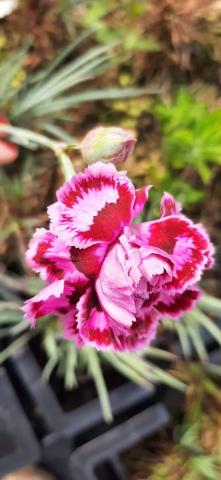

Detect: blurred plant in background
[76,0,161,54]
[0,38,148,134]
[154,89,221,185]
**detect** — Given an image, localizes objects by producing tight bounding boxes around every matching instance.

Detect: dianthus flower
[22,162,214,351]
[0,117,19,165]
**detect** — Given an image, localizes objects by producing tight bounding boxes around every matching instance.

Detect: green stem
[0,124,56,150]
[0,124,76,181]
[57,151,75,180]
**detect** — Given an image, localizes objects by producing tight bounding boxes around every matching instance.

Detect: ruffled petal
[122,309,160,351]
[139,246,174,289]
[132,186,152,219]
[70,243,108,278]
[96,242,136,327]
[160,192,182,217]
[62,309,84,347]
[48,162,135,248]
[155,287,201,318]
[128,215,214,291]
[26,228,73,282]
[77,287,160,352]
[22,279,65,326]
[22,273,89,329]
[26,228,88,285]
[195,224,215,269]
[77,287,117,350]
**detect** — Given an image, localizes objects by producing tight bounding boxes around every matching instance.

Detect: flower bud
[81,127,136,165]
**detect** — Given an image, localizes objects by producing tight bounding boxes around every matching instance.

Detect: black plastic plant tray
[69,403,170,480]
[9,345,155,436]
[9,345,157,479]
[0,367,40,476]
[209,348,221,364]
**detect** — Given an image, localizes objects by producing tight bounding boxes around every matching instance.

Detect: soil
[121,426,173,480]
[0,1,68,72]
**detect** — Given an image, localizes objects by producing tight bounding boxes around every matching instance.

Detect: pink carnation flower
[22,162,214,351]
[0,117,19,165]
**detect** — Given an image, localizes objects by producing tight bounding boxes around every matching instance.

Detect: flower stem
[57,151,75,180]
[0,124,56,150]
[0,124,77,180]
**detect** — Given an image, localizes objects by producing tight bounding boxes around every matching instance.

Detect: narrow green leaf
[0,319,28,338]
[33,54,110,103]
[102,351,150,387]
[174,320,192,359]
[0,310,23,324]
[0,301,21,311]
[185,323,208,362]
[199,293,221,318]
[64,342,78,390]
[33,87,155,115]
[0,46,28,102]
[43,329,59,361]
[146,363,186,391]
[0,333,30,364]
[41,122,76,143]
[205,362,221,376]
[140,346,177,361]
[39,44,111,93]
[192,309,221,346]
[118,352,156,387]
[42,356,58,382]
[87,348,113,423]
[13,45,111,117]
[39,29,94,80]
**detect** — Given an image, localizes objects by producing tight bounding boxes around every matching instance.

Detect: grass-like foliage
[1,285,221,422]
[147,363,221,480]
[0,34,150,138]
[0,34,150,144]
[163,293,221,364]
